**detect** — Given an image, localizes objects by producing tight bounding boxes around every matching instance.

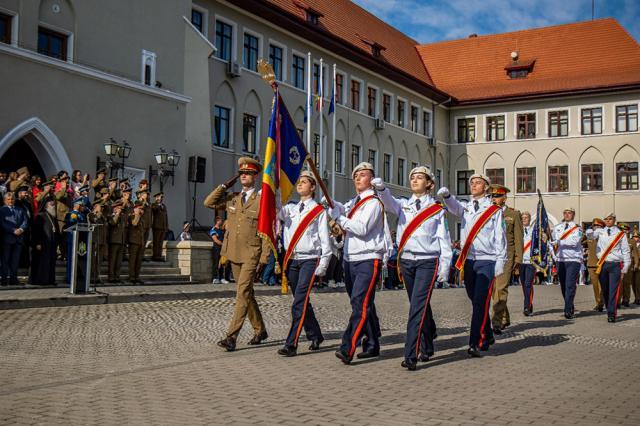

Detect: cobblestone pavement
[1,284,639,425]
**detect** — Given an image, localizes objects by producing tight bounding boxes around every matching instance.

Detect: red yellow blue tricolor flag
[257,88,310,261]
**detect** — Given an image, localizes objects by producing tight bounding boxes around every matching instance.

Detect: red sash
[559,225,579,241]
[347,195,378,219]
[281,204,324,294]
[595,231,625,274]
[455,204,501,277]
[523,240,532,252]
[396,202,443,283]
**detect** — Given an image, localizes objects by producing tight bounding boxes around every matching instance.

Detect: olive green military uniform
[619,233,639,305]
[585,238,604,309]
[633,234,640,304]
[127,209,145,282]
[92,174,107,200]
[151,199,168,260]
[204,184,270,340]
[492,205,524,329]
[142,202,152,247]
[88,206,108,283]
[108,205,127,282]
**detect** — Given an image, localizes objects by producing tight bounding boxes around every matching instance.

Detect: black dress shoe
[334,350,351,365]
[501,323,510,329]
[277,346,297,357]
[488,336,496,346]
[634,299,640,305]
[523,308,533,316]
[594,306,604,312]
[356,350,379,359]
[217,337,236,351]
[401,360,417,371]
[309,337,324,351]
[564,313,575,319]
[467,346,483,358]
[492,326,502,335]
[622,301,630,308]
[248,330,268,345]
[607,316,616,323]
[418,354,430,362]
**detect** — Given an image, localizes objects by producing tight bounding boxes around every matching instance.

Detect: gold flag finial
[258,59,276,86]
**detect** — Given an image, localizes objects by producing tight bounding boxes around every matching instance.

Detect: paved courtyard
[0,284,639,425]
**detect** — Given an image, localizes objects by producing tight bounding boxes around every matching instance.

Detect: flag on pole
[531,190,550,275]
[328,87,335,115]
[257,89,310,256]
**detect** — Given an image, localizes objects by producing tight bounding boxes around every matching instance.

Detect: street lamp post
[99,139,132,178]
[149,148,180,192]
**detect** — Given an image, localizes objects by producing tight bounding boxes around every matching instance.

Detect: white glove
[494,261,505,278]
[329,205,342,220]
[437,270,448,283]
[371,177,385,191]
[436,187,450,198]
[314,265,327,277]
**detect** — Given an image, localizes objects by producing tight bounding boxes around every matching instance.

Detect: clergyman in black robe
[30,198,59,286]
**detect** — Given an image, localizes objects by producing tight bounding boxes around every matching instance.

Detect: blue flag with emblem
[531,190,550,275]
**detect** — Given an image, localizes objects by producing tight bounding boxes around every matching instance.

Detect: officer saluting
[586,213,630,322]
[328,162,391,365]
[551,207,583,319]
[276,170,331,357]
[437,174,506,357]
[204,157,270,352]
[374,166,451,371]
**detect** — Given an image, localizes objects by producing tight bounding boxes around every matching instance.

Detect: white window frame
[544,108,571,137]
[213,14,237,63]
[579,162,604,194]
[267,38,287,82]
[191,3,209,38]
[381,91,394,123]
[579,104,605,135]
[241,112,260,155]
[366,83,379,118]
[483,113,506,142]
[397,157,407,186]
[368,149,378,174]
[396,96,408,128]
[290,48,307,92]
[383,152,393,183]
[349,76,364,113]
[454,114,478,143]
[0,7,18,46]
[546,163,570,194]
[409,103,421,133]
[612,101,640,133]
[213,104,234,152]
[38,21,74,63]
[614,161,639,192]
[513,110,538,139]
[350,144,362,172]
[241,28,262,73]
[455,169,475,196]
[422,108,433,137]
[334,140,345,175]
[335,69,347,106]
[141,49,156,86]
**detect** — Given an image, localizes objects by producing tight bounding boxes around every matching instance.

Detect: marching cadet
[489,184,523,334]
[617,223,638,307]
[374,166,451,371]
[520,211,535,316]
[204,157,270,352]
[551,207,583,319]
[586,213,630,322]
[585,218,605,312]
[276,171,331,357]
[88,200,107,284]
[151,192,168,261]
[127,201,145,284]
[137,189,152,250]
[328,162,390,365]
[437,174,506,357]
[91,169,107,199]
[632,230,640,305]
[107,200,127,283]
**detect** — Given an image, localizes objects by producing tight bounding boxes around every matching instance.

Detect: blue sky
[352,0,640,44]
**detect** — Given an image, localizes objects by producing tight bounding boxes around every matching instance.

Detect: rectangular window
[616,105,638,132]
[517,113,536,139]
[486,168,505,186]
[292,54,305,89]
[313,63,320,94]
[581,163,602,191]
[242,114,257,154]
[368,149,377,173]
[411,161,418,170]
[351,145,361,172]
[410,106,419,132]
[436,169,442,189]
[351,80,361,111]
[486,115,505,141]
[191,9,204,33]
[548,165,569,192]
[383,154,391,183]
[423,111,431,137]
[1,12,12,44]
[581,108,602,135]
[397,158,406,186]
[243,33,259,72]
[457,170,474,195]
[37,27,68,60]
[516,167,536,193]
[548,110,568,137]
[313,134,320,166]
[213,106,230,148]
[335,74,344,105]
[268,44,283,81]
[397,100,405,127]
[367,87,377,117]
[457,118,475,143]
[616,162,639,190]
[215,21,232,61]
[383,94,391,122]
[335,140,344,173]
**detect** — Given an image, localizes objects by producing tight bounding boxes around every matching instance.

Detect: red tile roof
[262,0,435,87]
[417,19,640,103]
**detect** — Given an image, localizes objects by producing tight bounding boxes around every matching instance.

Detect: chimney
[468,33,478,38]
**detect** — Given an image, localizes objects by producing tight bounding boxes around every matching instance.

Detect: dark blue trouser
[341,259,381,358]
[599,261,623,318]
[285,259,323,347]
[2,242,22,283]
[463,259,495,350]
[558,261,580,315]
[520,263,536,311]
[400,258,438,363]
